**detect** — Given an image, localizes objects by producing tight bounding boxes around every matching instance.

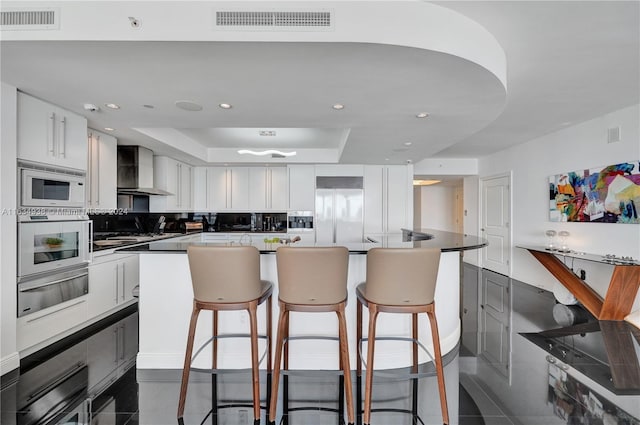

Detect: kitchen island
[120,229,486,372]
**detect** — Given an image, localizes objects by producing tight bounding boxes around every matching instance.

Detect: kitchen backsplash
[89,212,288,234]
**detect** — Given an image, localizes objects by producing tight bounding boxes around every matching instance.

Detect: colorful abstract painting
[549,161,640,223]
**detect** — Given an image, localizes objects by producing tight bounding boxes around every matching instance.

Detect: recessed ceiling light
[259,130,277,136]
[104,127,115,131]
[238,149,296,157]
[416,112,429,118]
[105,103,120,110]
[404,142,412,146]
[175,100,203,111]
[413,179,441,186]
[219,103,232,109]
[384,158,389,161]
[143,104,155,109]
[332,104,345,110]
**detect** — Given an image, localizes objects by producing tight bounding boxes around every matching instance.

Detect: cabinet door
[208,167,228,210]
[229,167,249,210]
[364,165,384,234]
[179,163,193,210]
[192,167,208,210]
[17,92,57,166]
[88,260,119,318]
[385,165,409,233]
[249,168,268,210]
[269,167,288,210]
[17,92,88,170]
[288,165,315,211]
[87,130,117,210]
[59,108,89,171]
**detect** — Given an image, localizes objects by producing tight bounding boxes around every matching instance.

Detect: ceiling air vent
[1,9,59,30]
[215,10,333,31]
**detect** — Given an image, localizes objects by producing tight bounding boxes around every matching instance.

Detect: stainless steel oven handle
[19,272,89,292]
[25,299,86,323]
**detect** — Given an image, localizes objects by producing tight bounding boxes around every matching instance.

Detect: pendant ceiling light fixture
[238,149,297,157]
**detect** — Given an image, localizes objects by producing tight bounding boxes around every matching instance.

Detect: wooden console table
[522,247,640,321]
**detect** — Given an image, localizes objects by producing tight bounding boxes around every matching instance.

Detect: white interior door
[481,174,511,276]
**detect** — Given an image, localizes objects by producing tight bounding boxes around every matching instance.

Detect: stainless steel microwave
[20,165,86,208]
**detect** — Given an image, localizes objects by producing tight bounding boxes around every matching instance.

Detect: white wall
[419,185,459,232]
[475,104,640,316]
[1,83,19,374]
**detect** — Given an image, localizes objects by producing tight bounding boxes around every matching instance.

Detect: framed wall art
[549,161,640,223]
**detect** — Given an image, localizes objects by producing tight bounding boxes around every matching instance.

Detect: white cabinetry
[287,165,315,211]
[364,165,412,234]
[87,129,117,210]
[17,92,88,171]
[88,254,139,319]
[249,167,288,211]
[149,156,193,211]
[195,167,250,210]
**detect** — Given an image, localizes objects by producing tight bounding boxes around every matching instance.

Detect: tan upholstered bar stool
[356,247,449,425]
[269,246,355,425]
[178,245,273,425]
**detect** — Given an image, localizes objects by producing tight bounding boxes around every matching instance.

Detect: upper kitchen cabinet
[86,129,117,211]
[194,167,249,211]
[149,156,193,212]
[364,165,413,234]
[17,92,88,171]
[248,167,288,211]
[287,165,315,211]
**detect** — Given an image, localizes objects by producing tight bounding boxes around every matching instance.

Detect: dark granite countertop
[117,229,487,254]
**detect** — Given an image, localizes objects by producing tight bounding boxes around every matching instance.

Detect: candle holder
[558,230,570,253]
[545,230,557,250]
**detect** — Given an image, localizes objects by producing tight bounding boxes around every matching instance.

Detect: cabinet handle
[177,163,181,208]
[87,134,92,204]
[95,135,100,205]
[48,113,55,156]
[58,117,66,158]
[114,265,119,304]
[121,262,126,302]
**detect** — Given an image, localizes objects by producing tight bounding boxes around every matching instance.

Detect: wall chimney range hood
[117,146,172,196]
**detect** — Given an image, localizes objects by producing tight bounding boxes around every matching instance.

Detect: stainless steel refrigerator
[315,176,364,244]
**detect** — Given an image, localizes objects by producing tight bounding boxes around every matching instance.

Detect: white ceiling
[1,1,638,167]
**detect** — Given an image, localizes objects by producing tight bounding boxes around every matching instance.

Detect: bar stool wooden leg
[363,306,378,425]
[426,307,449,425]
[266,296,273,419]
[337,306,355,424]
[248,303,261,423]
[178,304,201,420]
[356,300,363,425]
[269,307,288,423]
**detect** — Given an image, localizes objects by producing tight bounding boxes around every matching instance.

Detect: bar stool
[356,247,448,425]
[178,245,273,425]
[269,246,355,425]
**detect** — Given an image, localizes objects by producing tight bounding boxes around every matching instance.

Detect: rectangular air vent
[215,10,333,31]
[1,9,59,30]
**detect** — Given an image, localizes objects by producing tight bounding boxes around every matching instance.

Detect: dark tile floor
[2,268,639,425]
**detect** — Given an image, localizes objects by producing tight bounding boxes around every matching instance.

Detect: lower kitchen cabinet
[88,254,139,319]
